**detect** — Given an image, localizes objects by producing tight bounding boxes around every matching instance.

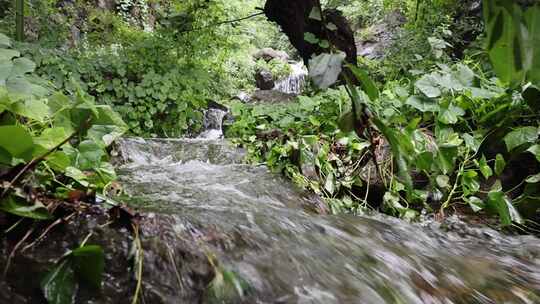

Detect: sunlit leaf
[527,144,540,162]
[487,191,523,226]
[495,153,506,176]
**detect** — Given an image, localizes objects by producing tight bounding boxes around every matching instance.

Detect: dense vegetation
[0,0,539,301]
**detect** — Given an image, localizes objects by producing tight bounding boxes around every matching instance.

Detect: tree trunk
[264,0,357,67]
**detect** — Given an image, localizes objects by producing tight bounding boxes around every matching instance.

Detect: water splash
[198,107,228,140]
[273,62,308,95]
[115,138,540,304]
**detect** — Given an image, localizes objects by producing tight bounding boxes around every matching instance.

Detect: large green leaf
[415,74,441,98]
[348,65,380,100]
[0,125,34,162]
[77,140,106,170]
[523,5,540,85]
[41,259,76,304]
[10,98,51,122]
[485,3,525,85]
[487,191,523,226]
[0,60,13,84]
[0,48,19,61]
[503,126,539,151]
[438,104,465,124]
[0,33,11,48]
[405,95,439,112]
[0,195,51,220]
[35,127,71,151]
[308,52,346,89]
[71,245,104,289]
[10,57,36,78]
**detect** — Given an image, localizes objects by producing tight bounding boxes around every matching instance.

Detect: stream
[113,136,540,304]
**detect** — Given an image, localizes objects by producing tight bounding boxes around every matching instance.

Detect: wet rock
[253,48,289,62]
[251,90,296,104]
[255,69,275,90]
[356,10,406,60]
[232,91,251,103]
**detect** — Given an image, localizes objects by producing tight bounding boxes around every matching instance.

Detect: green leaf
[87,125,124,148]
[436,146,457,174]
[438,104,465,124]
[0,125,34,162]
[0,48,20,61]
[415,74,441,98]
[10,98,51,122]
[405,96,439,112]
[77,140,106,170]
[495,153,506,176]
[308,7,322,21]
[304,32,319,44]
[65,166,89,187]
[487,191,523,226]
[10,57,36,77]
[35,128,71,151]
[71,245,104,289]
[0,33,11,48]
[523,5,540,85]
[503,126,538,151]
[0,195,51,220]
[462,170,480,195]
[0,60,13,84]
[527,144,540,162]
[526,173,540,183]
[324,172,336,195]
[348,65,380,100]
[46,151,71,172]
[478,155,493,179]
[41,259,76,304]
[436,175,450,188]
[308,52,346,89]
[467,196,485,212]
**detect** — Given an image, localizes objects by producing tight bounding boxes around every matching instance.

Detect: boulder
[253,48,290,62]
[251,90,296,104]
[255,69,275,90]
[356,10,406,60]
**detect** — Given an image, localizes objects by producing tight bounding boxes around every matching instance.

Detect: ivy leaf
[304,32,319,44]
[462,170,480,195]
[527,144,540,162]
[495,153,506,176]
[487,191,523,226]
[467,196,485,212]
[478,155,493,179]
[308,52,346,89]
[503,126,539,151]
[34,127,70,151]
[71,245,104,289]
[0,195,51,220]
[41,259,76,304]
[326,23,338,31]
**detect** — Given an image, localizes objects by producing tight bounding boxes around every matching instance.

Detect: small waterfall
[198,107,228,140]
[273,62,308,95]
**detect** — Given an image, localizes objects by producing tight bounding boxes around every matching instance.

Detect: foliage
[42,244,105,304]
[255,58,292,81]
[0,32,127,220]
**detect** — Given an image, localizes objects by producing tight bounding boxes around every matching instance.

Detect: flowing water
[115,137,540,304]
[274,62,308,95]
